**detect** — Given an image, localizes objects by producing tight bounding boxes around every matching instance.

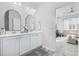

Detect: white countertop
[0,31,42,38]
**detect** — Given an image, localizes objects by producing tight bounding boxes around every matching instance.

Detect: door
[2,37,19,56]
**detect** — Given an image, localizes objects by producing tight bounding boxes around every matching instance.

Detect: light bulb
[14,2,17,4]
[18,3,22,6]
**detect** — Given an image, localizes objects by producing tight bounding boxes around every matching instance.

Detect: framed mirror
[4,9,21,31]
[25,15,35,31]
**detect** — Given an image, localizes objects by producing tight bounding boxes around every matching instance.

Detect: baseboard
[42,46,56,52]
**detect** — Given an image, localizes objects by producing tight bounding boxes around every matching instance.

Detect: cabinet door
[78,39,79,56]
[20,35,30,55]
[31,33,42,49]
[0,39,1,56]
[2,37,19,56]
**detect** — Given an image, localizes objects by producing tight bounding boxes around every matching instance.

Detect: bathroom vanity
[0,6,42,56]
[0,31,42,56]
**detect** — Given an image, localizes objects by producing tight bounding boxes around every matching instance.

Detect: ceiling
[21,2,73,9]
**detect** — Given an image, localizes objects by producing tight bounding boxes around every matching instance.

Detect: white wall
[56,18,64,33]
[35,2,71,51]
[36,3,56,51]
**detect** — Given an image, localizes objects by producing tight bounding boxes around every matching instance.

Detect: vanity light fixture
[25,7,36,14]
[26,7,36,12]
[13,2,22,6]
[27,7,30,10]
[14,2,17,4]
[18,3,22,6]
[31,8,36,12]
[70,7,74,12]
[68,7,75,13]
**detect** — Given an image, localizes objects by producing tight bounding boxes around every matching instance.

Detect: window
[64,17,77,30]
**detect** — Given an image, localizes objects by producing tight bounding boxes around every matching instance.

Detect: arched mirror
[4,9,21,31]
[25,15,35,31]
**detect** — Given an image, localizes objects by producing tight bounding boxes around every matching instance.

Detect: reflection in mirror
[4,9,21,31]
[25,15,35,32]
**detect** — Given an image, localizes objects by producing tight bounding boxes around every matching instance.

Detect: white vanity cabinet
[2,37,19,56]
[0,39,1,56]
[0,31,42,56]
[31,33,42,49]
[20,35,31,55]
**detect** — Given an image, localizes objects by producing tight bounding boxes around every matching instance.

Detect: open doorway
[56,15,78,56]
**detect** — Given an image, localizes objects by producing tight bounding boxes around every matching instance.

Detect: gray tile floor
[23,47,55,56]
[56,37,78,56]
[23,37,78,56]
